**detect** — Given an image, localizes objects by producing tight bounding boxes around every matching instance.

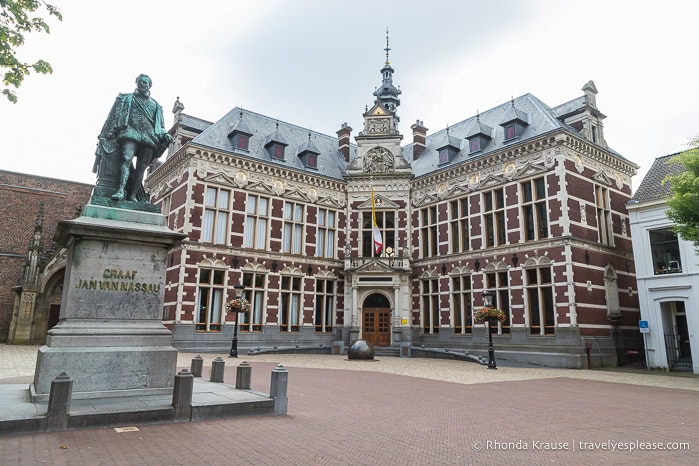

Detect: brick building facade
[0,171,92,343]
[145,50,641,367]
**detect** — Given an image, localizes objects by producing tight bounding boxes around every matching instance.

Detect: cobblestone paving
[1,345,697,465]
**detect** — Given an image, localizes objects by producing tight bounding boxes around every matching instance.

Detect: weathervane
[384,27,391,65]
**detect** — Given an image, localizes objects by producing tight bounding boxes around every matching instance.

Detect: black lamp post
[482,289,497,370]
[229,284,247,358]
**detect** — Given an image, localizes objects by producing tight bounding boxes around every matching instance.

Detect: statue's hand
[105,131,116,139]
[161,133,174,144]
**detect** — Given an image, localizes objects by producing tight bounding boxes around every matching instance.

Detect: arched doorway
[363,293,391,347]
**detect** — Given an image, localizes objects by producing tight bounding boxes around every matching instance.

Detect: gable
[356,194,401,210]
[201,172,237,186]
[592,170,614,186]
[283,188,312,203]
[246,181,276,196]
[317,196,344,209]
[514,162,548,179]
[356,259,396,273]
[366,101,390,116]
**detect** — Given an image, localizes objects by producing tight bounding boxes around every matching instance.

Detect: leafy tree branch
[1,0,62,103]
[665,136,699,248]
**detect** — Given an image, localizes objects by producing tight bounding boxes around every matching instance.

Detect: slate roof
[192,108,353,181]
[631,153,685,203]
[551,96,586,119]
[403,93,566,177]
[179,114,213,132]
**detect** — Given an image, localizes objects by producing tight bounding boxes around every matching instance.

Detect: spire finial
[476,109,480,121]
[276,118,279,129]
[384,27,391,65]
[240,107,243,118]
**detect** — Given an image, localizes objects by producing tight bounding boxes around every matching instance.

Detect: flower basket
[474,307,506,322]
[225,297,251,313]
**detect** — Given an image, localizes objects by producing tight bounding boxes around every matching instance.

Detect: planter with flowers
[474,307,506,323]
[225,297,251,314]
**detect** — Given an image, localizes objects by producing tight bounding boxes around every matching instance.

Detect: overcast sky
[2,0,698,192]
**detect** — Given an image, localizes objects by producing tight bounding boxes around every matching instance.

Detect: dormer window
[306,153,318,169]
[272,145,285,160]
[437,129,461,166]
[499,101,529,143]
[469,138,480,153]
[227,116,253,152]
[264,123,289,161]
[465,116,492,155]
[439,148,449,165]
[236,134,249,150]
[298,133,320,169]
[299,151,318,169]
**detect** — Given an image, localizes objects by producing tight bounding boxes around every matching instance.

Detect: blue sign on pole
[639,320,649,334]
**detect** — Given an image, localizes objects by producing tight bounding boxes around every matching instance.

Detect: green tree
[1,0,62,103]
[665,136,699,248]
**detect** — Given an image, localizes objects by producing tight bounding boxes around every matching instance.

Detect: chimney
[411,120,428,161]
[336,123,353,162]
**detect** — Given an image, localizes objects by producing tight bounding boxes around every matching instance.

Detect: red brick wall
[0,171,93,341]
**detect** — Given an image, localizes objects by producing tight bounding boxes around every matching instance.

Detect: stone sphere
[347,340,375,360]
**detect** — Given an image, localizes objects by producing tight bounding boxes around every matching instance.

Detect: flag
[371,187,383,255]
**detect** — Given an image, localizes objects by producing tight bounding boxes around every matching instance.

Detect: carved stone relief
[367,118,390,134]
[364,146,394,174]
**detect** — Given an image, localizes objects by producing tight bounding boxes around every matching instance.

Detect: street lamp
[229,284,247,358]
[482,289,497,370]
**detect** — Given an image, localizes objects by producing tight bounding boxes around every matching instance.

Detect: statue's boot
[112,163,130,200]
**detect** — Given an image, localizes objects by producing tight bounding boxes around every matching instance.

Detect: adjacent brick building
[0,171,92,343]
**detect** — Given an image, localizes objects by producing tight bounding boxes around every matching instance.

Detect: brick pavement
[0,346,698,465]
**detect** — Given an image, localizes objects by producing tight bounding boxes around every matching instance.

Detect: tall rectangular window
[243,194,269,249]
[526,267,555,335]
[595,185,613,246]
[483,188,506,248]
[452,275,472,335]
[521,178,548,241]
[280,275,302,332]
[315,279,335,332]
[650,228,682,274]
[362,210,395,257]
[283,202,304,254]
[449,198,470,253]
[202,187,230,244]
[316,208,337,258]
[240,271,266,332]
[196,268,225,331]
[421,278,440,334]
[419,206,438,258]
[485,270,510,334]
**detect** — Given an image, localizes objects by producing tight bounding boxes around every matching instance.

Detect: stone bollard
[190,355,204,377]
[236,361,252,390]
[46,372,73,432]
[269,364,288,415]
[172,369,194,421]
[210,357,225,383]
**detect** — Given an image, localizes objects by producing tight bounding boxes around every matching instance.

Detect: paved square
[1,346,697,465]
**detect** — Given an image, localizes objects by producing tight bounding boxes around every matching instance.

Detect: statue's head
[135,74,152,87]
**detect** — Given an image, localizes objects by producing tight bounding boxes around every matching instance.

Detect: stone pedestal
[31,204,185,401]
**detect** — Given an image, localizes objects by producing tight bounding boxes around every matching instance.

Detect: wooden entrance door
[363,308,391,347]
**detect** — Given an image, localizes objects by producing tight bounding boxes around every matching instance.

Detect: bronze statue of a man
[96,74,172,202]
